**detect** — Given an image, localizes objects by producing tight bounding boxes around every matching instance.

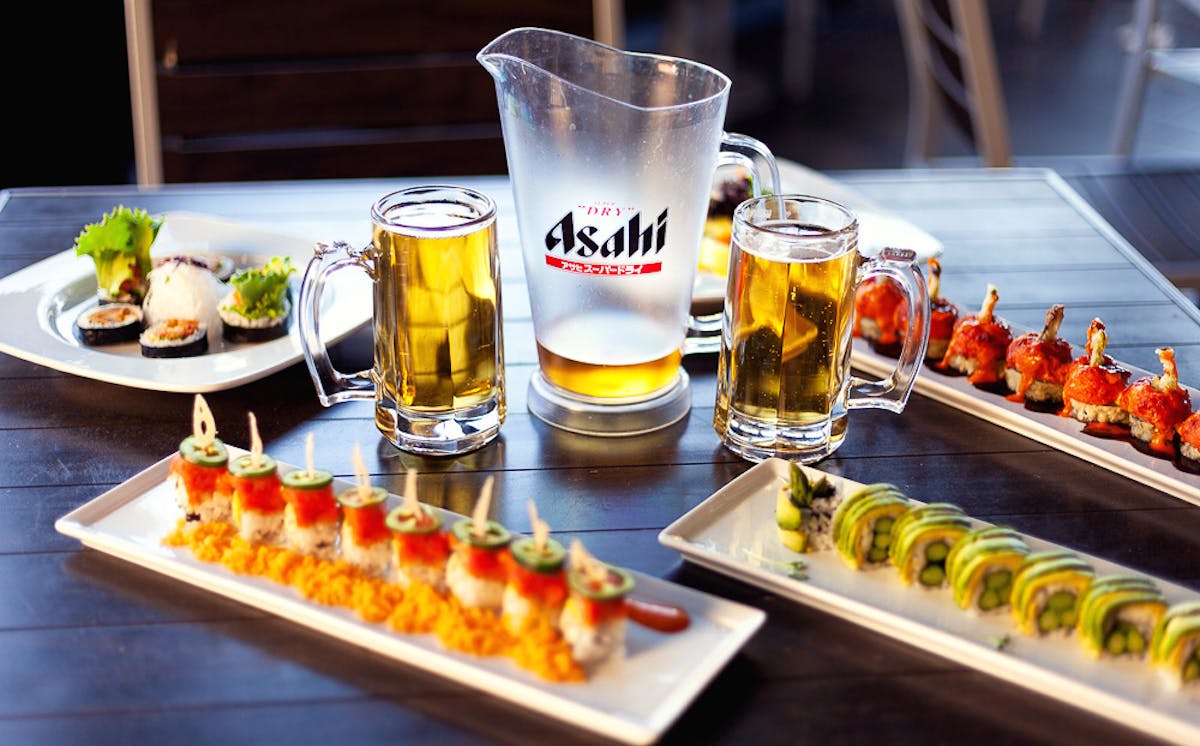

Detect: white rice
[340,526,390,577]
[560,594,626,666]
[143,260,226,338]
[1004,368,1064,403]
[236,506,284,545]
[393,559,445,593]
[284,506,338,561]
[171,473,231,525]
[803,493,843,552]
[445,551,505,610]
[501,585,562,634]
[1069,400,1128,425]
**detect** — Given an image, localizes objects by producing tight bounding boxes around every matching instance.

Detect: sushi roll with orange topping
[280,433,339,561]
[446,476,512,611]
[1117,347,1192,456]
[895,258,959,361]
[385,468,450,591]
[1004,303,1073,405]
[500,501,568,634]
[229,412,285,544]
[854,276,906,353]
[560,540,635,667]
[1059,318,1131,426]
[336,443,392,577]
[937,284,1012,385]
[168,394,233,526]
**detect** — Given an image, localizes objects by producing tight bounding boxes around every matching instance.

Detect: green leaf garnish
[222,256,295,319]
[73,205,160,302]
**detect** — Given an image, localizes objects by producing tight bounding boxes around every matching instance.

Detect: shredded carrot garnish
[163,520,585,682]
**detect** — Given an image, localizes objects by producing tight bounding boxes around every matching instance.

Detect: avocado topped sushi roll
[1150,601,1200,688]
[446,476,512,611]
[219,256,295,343]
[887,503,972,589]
[229,412,284,545]
[168,394,232,525]
[1077,574,1167,659]
[1009,550,1094,636]
[832,483,913,570]
[386,468,450,591]
[775,463,841,553]
[560,539,635,667]
[501,501,568,634]
[280,433,339,561]
[945,525,1029,614]
[337,443,392,577]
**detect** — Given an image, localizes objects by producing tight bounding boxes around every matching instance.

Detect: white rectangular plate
[55,452,765,745]
[0,212,372,392]
[851,340,1200,506]
[659,459,1200,745]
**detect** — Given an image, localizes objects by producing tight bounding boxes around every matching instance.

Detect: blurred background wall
[3,0,1199,189]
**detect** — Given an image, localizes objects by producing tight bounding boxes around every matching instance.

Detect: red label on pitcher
[542,203,668,275]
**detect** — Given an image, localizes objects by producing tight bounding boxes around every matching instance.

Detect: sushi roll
[142,257,226,339]
[280,433,339,561]
[337,443,392,577]
[831,483,913,570]
[385,468,450,591]
[229,412,285,545]
[219,256,295,343]
[937,284,1013,385]
[139,318,208,358]
[853,276,906,354]
[74,302,143,346]
[1004,303,1073,405]
[445,476,512,611]
[167,394,232,525]
[560,539,635,667]
[1009,550,1094,637]
[1059,319,1131,426]
[945,525,1030,614]
[1150,601,1200,688]
[1176,410,1200,464]
[896,258,959,361]
[1117,347,1192,456]
[887,502,972,589]
[500,501,568,634]
[775,463,841,553]
[1077,574,1167,659]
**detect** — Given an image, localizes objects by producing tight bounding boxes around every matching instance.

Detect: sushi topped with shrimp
[336,444,392,577]
[280,433,339,561]
[385,468,450,592]
[1059,318,1131,426]
[500,501,568,634]
[1117,347,1192,456]
[904,258,959,361]
[1004,303,1073,405]
[938,284,1013,385]
[560,540,635,667]
[446,476,512,611]
[854,276,906,354]
[229,412,285,545]
[169,394,233,526]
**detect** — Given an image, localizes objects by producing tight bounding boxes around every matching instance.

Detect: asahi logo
[542,202,668,275]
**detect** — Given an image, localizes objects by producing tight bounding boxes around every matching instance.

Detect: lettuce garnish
[73,205,161,303]
[223,256,295,319]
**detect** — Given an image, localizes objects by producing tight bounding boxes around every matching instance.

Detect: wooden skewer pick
[351,442,371,501]
[528,500,548,552]
[403,468,419,513]
[472,476,494,541]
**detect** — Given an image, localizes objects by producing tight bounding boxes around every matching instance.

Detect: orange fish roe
[163,520,585,682]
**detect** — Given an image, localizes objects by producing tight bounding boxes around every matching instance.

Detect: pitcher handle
[297,240,375,406]
[845,247,931,412]
[685,132,782,355]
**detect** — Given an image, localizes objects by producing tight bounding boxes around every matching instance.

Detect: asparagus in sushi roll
[219,256,295,343]
[937,284,1013,385]
[1059,319,1131,426]
[229,412,285,545]
[1077,574,1167,659]
[560,539,635,667]
[1004,303,1072,405]
[501,501,568,634]
[1117,347,1192,456]
[831,483,913,570]
[887,502,972,589]
[337,443,392,577]
[446,476,512,611]
[775,463,840,553]
[280,433,339,561]
[385,468,450,591]
[1150,601,1200,688]
[168,394,232,525]
[945,525,1029,614]
[1009,550,1094,637]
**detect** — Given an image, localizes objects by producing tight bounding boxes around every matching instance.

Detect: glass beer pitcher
[478,27,780,436]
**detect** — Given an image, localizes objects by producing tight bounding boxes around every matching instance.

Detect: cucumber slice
[229,453,277,478]
[337,485,387,508]
[179,435,228,468]
[924,540,948,562]
[281,469,333,490]
[568,563,634,601]
[385,504,442,535]
[451,518,511,549]
[511,536,566,572]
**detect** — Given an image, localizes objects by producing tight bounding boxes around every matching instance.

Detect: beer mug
[715,195,929,463]
[478,27,779,436]
[297,186,505,456]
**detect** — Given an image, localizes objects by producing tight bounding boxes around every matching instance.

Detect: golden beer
[537,343,681,399]
[372,219,505,434]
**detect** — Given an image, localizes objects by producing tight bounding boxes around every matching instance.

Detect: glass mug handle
[845,247,931,412]
[685,132,782,354]
[297,240,375,406]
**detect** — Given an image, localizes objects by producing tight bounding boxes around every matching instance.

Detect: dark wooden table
[2,167,1197,745]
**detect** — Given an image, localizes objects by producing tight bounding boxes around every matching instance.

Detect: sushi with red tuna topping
[168,394,233,526]
[280,433,339,561]
[500,501,568,634]
[1059,319,1131,426]
[385,468,450,592]
[337,443,392,577]
[559,540,635,667]
[1117,347,1192,456]
[445,476,513,611]
[1004,303,1073,405]
[937,284,1013,385]
[229,412,285,545]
